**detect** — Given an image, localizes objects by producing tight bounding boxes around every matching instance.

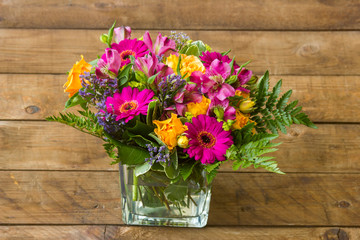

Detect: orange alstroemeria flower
[153,113,188,150]
[64,55,92,97]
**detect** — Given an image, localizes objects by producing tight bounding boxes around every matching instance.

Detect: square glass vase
[119,164,212,228]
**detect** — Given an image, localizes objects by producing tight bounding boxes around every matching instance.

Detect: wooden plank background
[0,0,359,239]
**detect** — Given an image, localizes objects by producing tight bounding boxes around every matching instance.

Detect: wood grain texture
[1,122,359,173]
[0,226,359,240]
[1,29,359,75]
[1,74,359,122]
[0,0,359,30]
[1,171,360,225]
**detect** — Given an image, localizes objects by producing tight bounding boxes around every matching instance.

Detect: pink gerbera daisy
[111,39,149,67]
[105,86,154,123]
[184,115,233,165]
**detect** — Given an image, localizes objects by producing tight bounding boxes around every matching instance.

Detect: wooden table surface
[0,1,359,239]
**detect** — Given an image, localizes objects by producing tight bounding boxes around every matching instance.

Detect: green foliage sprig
[250,71,317,134]
[46,110,104,139]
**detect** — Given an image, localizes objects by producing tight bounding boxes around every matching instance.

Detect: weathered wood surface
[0,226,358,240]
[1,171,360,226]
[2,74,359,122]
[1,122,359,173]
[1,30,359,75]
[0,0,359,30]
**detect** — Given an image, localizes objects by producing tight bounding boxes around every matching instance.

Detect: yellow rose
[187,96,211,117]
[166,54,205,77]
[153,113,188,150]
[64,55,92,97]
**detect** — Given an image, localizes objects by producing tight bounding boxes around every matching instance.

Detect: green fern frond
[250,73,317,134]
[46,110,104,139]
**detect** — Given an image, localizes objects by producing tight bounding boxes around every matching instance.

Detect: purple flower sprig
[145,144,170,165]
[79,71,123,135]
[169,31,190,50]
[158,74,186,108]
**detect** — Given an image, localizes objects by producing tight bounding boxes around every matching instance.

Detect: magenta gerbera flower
[111,39,149,67]
[105,86,154,123]
[184,115,233,165]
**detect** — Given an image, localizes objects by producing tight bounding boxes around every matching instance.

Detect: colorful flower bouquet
[47,23,316,227]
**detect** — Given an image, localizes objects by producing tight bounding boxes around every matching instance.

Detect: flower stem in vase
[132,173,138,201]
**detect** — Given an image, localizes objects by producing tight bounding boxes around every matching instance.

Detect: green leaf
[185,45,200,56]
[134,162,152,177]
[135,71,148,84]
[146,100,157,126]
[221,49,231,56]
[126,132,154,148]
[149,133,166,146]
[165,162,180,179]
[229,56,236,75]
[206,169,218,184]
[147,72,160,85]
[151,162,164,172]
[64,91,86,109]
[226,75,238,85]
[126,120,154,136]
[205,162,221,173]
[238,60,251,71]
[191,41,207,53]
[118,62,133,81]
[180,162,196,181]
[107,21,117,47]
[176,55,182,76]
[170,150,178,170]
[164,184,188,202]
[117,144,149,165]
[232,160,244,171]
[277,90,292,110]
[165,151,179,179]
[104,132,149,165]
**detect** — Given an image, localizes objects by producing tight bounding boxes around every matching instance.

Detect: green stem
[132,174,138,201]
[152,186,170,211]
[188,192,197,206]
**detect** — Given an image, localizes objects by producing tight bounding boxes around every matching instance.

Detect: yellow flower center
[120,50,136,61]
[120,101,138,113]
[197,131,216,148]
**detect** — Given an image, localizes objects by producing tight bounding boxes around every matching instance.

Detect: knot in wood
[336,200,351,208]
[323,228,349,240]
[25,105,40,114]
[94,2,113,9]
[297,43,320,57]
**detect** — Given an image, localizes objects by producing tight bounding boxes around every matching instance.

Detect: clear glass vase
[119,164,212,228]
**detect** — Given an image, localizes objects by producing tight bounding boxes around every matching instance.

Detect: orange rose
[64,55,92,97]
[153,113,188,150]
[232,110,255,130]
[187,96,211,117]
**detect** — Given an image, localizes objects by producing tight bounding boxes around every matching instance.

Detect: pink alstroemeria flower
[114,26,132,43]
[143,31,176,57]
[190,59,236,101]
[134,54,173,83]
[95,48,122,79]
[207,98,236,121]
[235,68,253,93]
[200,51,240,71]
[172,83,203,116]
